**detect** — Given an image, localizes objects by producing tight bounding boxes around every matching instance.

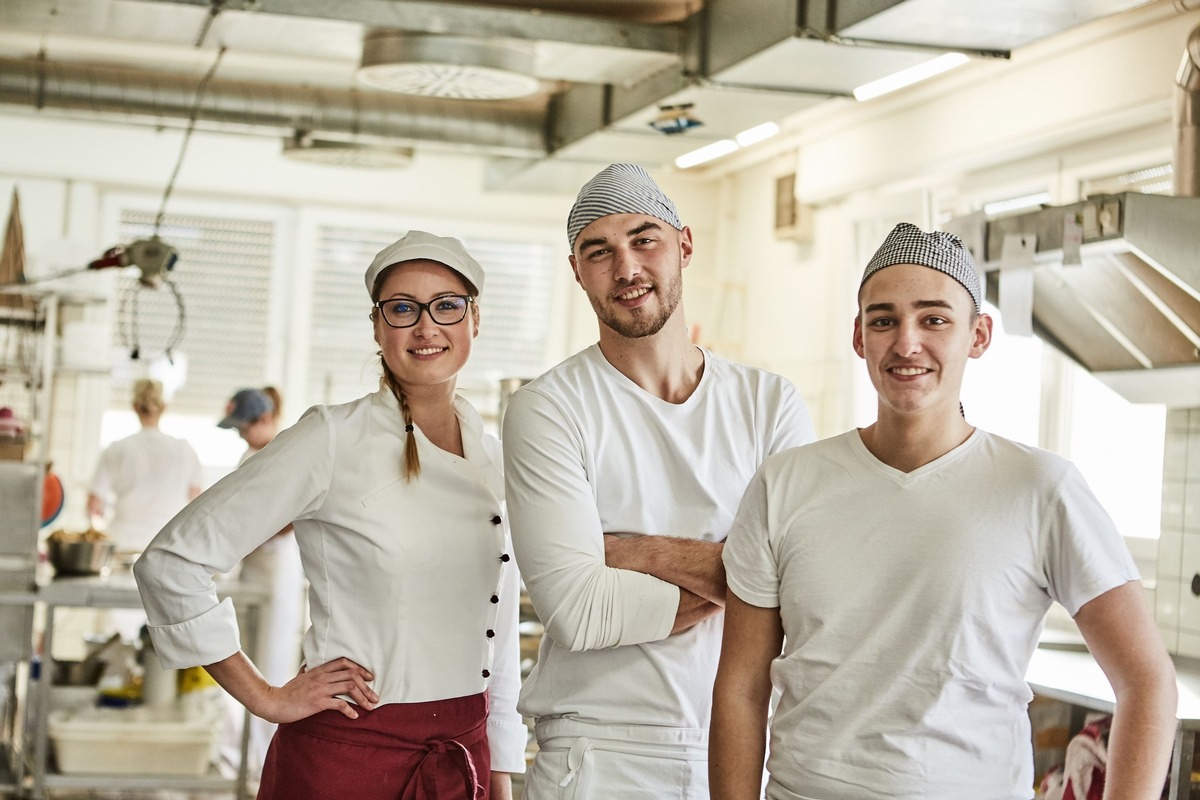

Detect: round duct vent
[358,31,540,100]
[283,134,414,169]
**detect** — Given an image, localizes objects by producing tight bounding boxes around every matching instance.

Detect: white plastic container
[140,647,179,710]
[49,705,218,775]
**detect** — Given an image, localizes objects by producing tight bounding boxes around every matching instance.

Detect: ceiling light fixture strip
[675,122,779,169]
[853,53,970,102]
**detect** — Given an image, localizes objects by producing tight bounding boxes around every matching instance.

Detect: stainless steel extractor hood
[944,21,1200,408]
[946,192,1200,406]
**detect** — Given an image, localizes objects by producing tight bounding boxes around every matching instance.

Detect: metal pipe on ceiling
[1174,24,1200,197]
[0,56,549,158]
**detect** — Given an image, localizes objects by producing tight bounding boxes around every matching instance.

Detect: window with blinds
[1081,163,1173,197]
[112,211,275,416]
[307,227,556,416]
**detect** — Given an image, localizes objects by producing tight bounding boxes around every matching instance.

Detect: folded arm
[1074,580,1177,800]
[503,389,681,651]
[604,534,725,633]
[710,590,784,800]
[603,534,725,604]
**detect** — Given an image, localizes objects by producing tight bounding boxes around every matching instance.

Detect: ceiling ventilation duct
[282,131,415,168]
[357,31,542,100]
[0,57,547,158]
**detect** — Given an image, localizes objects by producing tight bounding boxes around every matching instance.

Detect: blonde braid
[382,366,422,481]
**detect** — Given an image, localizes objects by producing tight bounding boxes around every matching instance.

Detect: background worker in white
[711,223,1177,800]
[136,231,525,800]
[87,378,203,642]
[87,377,203,553]
[503,163,815,799]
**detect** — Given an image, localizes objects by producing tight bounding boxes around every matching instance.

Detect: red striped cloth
[1039,715,1110,800]
[257,692,491,800]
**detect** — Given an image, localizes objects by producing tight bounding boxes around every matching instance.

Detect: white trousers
[523,718,708,800]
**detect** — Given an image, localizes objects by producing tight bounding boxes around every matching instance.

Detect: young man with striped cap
[711,222,1177,800]
[503,163,816,798]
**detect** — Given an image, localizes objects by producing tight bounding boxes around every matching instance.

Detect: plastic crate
[49,705,217,775]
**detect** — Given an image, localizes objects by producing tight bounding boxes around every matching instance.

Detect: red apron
[257,691,491,800]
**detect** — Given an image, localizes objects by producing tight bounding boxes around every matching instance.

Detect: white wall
[705,1,1200,438]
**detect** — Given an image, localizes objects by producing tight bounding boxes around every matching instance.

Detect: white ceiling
[0,0,1162,189]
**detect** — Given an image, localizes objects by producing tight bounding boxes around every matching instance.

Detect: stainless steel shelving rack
[0,288,57,798]
[0,285,265,797]
[11,574,264,800]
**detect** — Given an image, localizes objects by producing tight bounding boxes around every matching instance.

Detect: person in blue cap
[711,223,1177,800]
[503,164,816,798]
[218,387,280,454]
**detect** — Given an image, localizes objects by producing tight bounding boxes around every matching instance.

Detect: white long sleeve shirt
[134,390,526,772]
[502,344,815,729]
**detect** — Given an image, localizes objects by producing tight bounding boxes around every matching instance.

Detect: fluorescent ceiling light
[853,53,969,102]
[735,122,780,147]
[675,140,738,169]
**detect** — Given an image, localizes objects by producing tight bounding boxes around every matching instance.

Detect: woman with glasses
[134,231,525,799]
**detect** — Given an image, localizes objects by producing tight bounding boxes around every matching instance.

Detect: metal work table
[1026,642,1200,800]
[0,571,265,799]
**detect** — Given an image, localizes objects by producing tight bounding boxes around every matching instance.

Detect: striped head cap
[861,223,982,313]
[567,163,683,250]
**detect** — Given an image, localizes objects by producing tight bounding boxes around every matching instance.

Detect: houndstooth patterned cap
[566,163,683,250]
[861,223,982,312]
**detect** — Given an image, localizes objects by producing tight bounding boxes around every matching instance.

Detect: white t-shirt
[89,427,203,551]
[503,344,815,729]
[724,429,1139,800]
[134,390,527,772]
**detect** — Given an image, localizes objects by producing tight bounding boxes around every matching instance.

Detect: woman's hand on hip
[263,657,379,722]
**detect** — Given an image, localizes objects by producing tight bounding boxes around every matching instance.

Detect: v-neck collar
[844,427,984,484]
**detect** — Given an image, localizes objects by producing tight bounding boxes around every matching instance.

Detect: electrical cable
[116,276,186,362]
[153,45,227,237]
[112,45,219,361]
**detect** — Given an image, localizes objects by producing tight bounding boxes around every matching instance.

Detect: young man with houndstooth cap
[502,163,816,798]
[711,222,1177,800]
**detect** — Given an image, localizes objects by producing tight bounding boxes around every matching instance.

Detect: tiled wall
[1157,408,1200,655]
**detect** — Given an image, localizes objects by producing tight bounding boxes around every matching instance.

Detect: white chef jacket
[134,389,526,772]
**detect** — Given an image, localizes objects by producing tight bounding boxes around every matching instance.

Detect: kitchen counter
[1026,642,1200,800]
